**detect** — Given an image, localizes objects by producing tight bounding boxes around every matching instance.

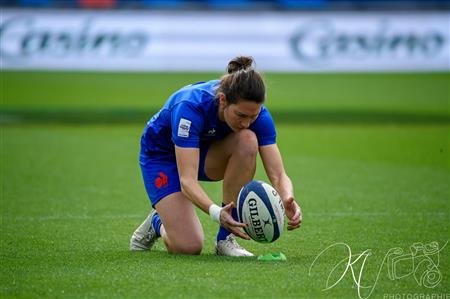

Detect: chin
[233,126,246,132]
[228,122,244,132]
[227,124,238,132]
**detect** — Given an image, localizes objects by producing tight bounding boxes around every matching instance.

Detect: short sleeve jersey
[141,80,276,156]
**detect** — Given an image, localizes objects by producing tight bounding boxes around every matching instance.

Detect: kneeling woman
[130,56,302,256]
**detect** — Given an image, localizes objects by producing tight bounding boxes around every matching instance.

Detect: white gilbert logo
[178,118,191,138]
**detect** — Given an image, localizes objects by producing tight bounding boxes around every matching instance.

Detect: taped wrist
[209,204,222,223]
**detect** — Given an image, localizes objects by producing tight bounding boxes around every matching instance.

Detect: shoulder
[178,80,219,99]
[171,80,219,108]
[256,105,274,123]
[250,105,276,131]
[249,105,277,145]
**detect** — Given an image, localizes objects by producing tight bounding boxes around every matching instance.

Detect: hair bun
[226,56,254,74]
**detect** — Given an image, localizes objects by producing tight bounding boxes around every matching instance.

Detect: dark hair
[216,56,265,105]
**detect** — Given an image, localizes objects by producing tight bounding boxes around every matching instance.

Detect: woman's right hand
[220,202,250,240]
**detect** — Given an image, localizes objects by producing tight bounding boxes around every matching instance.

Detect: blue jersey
[140,80,276,156]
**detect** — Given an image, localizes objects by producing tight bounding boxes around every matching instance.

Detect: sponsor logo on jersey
[178,118,191,138]
[155,172,168,188]
[205,128,216,137]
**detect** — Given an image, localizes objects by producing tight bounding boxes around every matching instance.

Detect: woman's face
[219,95,262,132]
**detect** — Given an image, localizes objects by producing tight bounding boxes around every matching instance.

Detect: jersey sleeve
[250,106,277,146]
[171,101,204,148]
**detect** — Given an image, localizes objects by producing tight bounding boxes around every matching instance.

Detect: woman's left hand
[284,197,302,230]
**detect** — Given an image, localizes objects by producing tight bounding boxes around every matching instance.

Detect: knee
[167,238,203,255]
[234,129,258,157]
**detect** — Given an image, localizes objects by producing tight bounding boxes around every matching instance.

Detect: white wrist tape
[209,204,222,223]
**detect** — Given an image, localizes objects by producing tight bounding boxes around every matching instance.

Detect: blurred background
[1,2,449,298]
[1,0,450,10]
[1,0,449,122]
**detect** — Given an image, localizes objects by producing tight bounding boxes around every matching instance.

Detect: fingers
[287,223,301,230]
[229,227,251,240]
[224,219,250,240]
[223,201,235,211]
[220,205,250,240]
[287,214,301,230]
[226,216,248,228]
[287,215,301,230]
[221,202,246,228]
[288,218,302,230]
[286,197,294,204]
[291,206,300,221]
[287,202,302,230]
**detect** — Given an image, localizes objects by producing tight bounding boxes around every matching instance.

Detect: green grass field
[1,72,449,299]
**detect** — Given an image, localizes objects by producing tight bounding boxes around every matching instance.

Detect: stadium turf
[1,72,449,299]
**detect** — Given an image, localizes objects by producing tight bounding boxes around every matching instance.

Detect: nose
[240,119,251,129]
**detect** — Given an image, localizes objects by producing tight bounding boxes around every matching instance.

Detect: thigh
[203,135,235,181]
[204,130,258,181]
[155,192,204,247]
[140,156,182,208]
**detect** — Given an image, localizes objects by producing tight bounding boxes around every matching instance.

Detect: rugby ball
[237,180,285,243]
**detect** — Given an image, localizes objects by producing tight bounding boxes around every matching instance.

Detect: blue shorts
[139,145,216,208]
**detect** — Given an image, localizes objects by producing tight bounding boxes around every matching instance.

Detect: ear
[218,93,227,107]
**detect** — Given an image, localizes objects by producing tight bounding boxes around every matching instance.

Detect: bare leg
[204,129,258,204]
[202,129,258,256]
[155,192,204,255]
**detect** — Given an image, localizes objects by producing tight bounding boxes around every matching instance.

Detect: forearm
[270,172,295,203]
[179,178,215,214]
